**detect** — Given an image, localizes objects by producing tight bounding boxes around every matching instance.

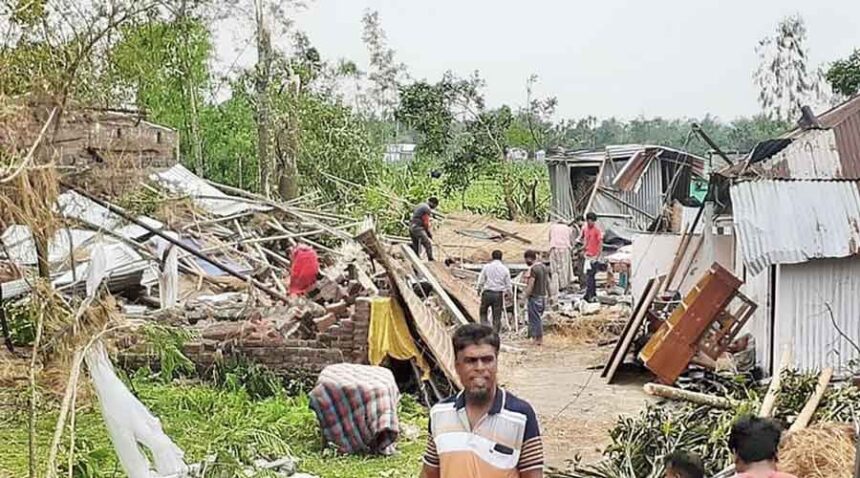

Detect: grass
[0,373,428,478]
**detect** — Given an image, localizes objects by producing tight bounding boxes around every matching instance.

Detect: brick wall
[182,297,372,376]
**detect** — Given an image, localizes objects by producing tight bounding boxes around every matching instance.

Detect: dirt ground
[498,333,654,470]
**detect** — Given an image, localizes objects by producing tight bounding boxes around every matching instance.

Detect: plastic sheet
[86,343,187,478]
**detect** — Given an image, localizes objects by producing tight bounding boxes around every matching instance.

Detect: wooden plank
[401,244,469,326]
[604,275,664,384]
[486,225,532,244]
[425,262,481,322]
[354,228,461,389]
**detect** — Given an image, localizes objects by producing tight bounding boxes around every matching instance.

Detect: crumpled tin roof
[56,190,163,239]
[152,164,270,217]
[730,179,860,274]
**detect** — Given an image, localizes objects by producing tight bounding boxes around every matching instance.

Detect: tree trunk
[500,162,520,221]
[275,106,300,201]
[255,0,273,197]
[643,383,736,409]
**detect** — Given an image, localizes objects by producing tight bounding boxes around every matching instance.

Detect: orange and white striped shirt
[423,388,544,477]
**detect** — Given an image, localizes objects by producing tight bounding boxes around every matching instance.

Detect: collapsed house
[711,97,860,375]
[545,145,707,237]
[0,100,474,407]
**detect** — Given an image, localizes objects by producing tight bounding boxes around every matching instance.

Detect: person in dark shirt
[410,197,439,261]
[524,250,548,345]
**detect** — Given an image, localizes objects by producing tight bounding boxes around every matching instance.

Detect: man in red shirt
[577,212,603,302]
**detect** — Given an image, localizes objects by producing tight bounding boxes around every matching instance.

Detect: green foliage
[1,301,37,346]
[0,377,428,478]
[107,17,212,167]
[212,356,285,400]
[396,81,454,156]
[826,48,860,97]
[141,324,195,382]
[557,115,788,157]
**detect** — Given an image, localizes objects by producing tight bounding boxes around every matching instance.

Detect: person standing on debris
[664,451,705,478]
[476,250,512,334]
[548,219,575,296]
[410,197,439,261]
[729,416,796,478]
[523,250,548,346]
[578,212,603,302]
[422,324,544,478]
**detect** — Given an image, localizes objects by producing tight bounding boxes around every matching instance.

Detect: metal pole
[692,123,734,166]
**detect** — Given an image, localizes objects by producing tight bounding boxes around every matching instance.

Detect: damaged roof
[152,164,271,217]
[730,179,860,274]
[722,95,860,180]
[546,144,707,177]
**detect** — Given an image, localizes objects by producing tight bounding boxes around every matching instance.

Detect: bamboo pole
[759,345,793,418]
[789,367,833,432]
[61,184,291,303]
[644,383,736,409]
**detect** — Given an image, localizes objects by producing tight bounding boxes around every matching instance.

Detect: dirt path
[498,335,653,469]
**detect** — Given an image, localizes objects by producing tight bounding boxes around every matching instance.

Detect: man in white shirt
[476,250,512,333]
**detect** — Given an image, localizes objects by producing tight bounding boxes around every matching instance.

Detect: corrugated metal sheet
[593,156,663,230]
[152,164,270,217]
[834,113,860,178]
[548,162,575,220]
[1,226,96,265]
[757,129,844,179]
[730,180,860,275]
[776,256,860,372]
[737,265,773,374]
[56,191,162,239]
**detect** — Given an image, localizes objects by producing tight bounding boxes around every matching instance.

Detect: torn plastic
[86,343,187,478]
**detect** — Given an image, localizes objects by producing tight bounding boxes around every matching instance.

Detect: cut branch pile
[549,369,860,478]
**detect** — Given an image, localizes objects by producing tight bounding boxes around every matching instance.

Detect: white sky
[213,0,860,121]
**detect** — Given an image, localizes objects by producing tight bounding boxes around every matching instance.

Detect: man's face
[455,343,498,404]
[524,255,534,266]
[587,218,595,226]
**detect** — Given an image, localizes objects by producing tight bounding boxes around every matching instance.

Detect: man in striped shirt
[422,324,544,478]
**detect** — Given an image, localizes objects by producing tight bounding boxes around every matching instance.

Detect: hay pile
[546,309,628,345]
[779,422,856,478]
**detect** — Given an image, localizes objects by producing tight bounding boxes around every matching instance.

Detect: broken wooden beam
[789,367,833,433]
[400,244,469,326]
[643,383,736,409]
[425,261,481,323]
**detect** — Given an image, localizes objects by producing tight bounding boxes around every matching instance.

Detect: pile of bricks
[180,275,375,376]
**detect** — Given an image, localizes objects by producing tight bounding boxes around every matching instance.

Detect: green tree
[826,49,860,97]
[754,14,832,121]
[107,18,212,173]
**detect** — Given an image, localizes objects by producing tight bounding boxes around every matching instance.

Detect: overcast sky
[214,0,860,121]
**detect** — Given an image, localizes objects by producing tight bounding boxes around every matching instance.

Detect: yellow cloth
[368,297,431,379]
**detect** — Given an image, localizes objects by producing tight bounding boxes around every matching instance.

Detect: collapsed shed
[546,145,707,237]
